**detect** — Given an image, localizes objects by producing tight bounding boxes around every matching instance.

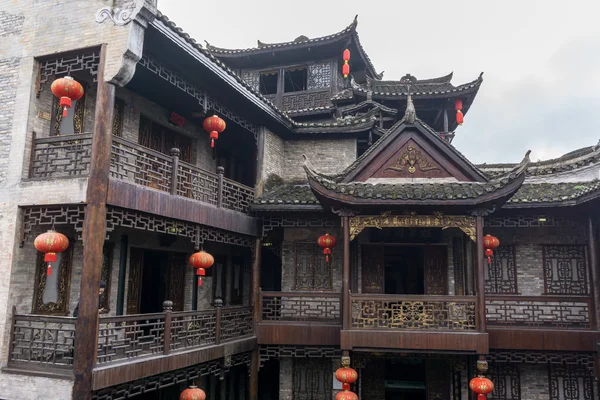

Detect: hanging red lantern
[203,115,226,158]
[455,98,464,125]
[483,234,500,265]
[342,49,351,78]
[469,376,494,400]
[318,233,337,263]
[34,230,69,276]
[335,367,358,386]
[190,250,214,287]
[180,386,206,400]
[51,76,84,118]
[335,391,358,400]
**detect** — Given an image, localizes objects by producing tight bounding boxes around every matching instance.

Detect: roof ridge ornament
[404,85,416,124]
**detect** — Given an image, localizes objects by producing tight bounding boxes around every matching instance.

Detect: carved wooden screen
[452,237,465,296]
[424,246,448,295]
[543,245,588,295]
[485,245,517,294]
[138,115,193,163]
[361,245,384,294]
[52,81,87,136]
[489,363,520,400]
[361,358,385,399]
[292,358,332,400]
[549,365,594,400]
[100,243,114,312]
[426,360,451,400]
[294,242,332,291]
[307,63,332,89]
[126,248,144,314]
[32,240,74,315]
[166,253,187,311]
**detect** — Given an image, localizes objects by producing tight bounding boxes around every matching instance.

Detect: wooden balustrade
[260,291,342,323]
[7,305,253,370]
[350,294,478,331]
[486,295,592,329]
[27,134,254,213]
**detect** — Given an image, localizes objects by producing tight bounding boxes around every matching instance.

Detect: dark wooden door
[361,245,384,294]
[167,253,187,312]
[293,358,332,400]
[424,246,448,295]
[127,248,144,314]
[426,360,451,400]
[362,358,385,400]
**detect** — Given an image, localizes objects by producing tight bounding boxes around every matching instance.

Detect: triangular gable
[342,120,487,183]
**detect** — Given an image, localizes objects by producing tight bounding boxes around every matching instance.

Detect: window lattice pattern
[241,70,260,91]
[307,63,332,89]
[489,363,520,400]
[485,245,517,294]
[294,242,332,291]
[549,365,594,400]
[543,245,588,295]
[293,358,333,400]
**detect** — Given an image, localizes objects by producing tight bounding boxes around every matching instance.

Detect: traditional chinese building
[0,1,598,400]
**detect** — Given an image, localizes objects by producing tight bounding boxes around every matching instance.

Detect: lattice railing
[169,310,217,351]
[29,134,255,213]
[486,296,592,329]
[350,294,478,331]
[260,291,341,323]
[9,310,76,368]
[29,133,93,179]
[220,307,253,342]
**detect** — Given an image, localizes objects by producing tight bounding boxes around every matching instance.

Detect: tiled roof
[341,100,398,115]
[295,117,376,134]
[506,181,600,205]
[351,73,483,99]
[205,16,381,79]
[254,185,318,205]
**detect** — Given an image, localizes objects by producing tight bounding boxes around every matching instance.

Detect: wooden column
[443,108,449,133]
[72,44,115,400]
[588,217,599,330]
[475,216,486,333]
[464,237,474,296]
[116,234,128,315]
[342,215,351,331]
[249,239,261,400]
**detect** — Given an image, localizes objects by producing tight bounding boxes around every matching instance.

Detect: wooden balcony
[5,305,254,390]
[486,295,598,351]
[27,134,255,215]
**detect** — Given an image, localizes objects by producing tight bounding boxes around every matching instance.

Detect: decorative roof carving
[403,91,416,124]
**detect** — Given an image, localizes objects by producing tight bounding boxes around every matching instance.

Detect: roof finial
[404,85,416,124]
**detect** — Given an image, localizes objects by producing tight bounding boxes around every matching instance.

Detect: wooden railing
[27,134,254,213]
[350,294,478,331]
[260,291,342,323]
[8,304,253,370]
[486,295,592,329]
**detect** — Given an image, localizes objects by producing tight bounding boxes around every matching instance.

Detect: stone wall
[261,128,285,190]
[283,139,356,182]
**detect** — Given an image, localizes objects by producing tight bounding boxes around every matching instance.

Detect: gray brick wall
[262,128,284,187]
[283,139,356,182]
[519,364,550,400]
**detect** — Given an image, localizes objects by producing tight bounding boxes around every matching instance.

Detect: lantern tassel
[62,107,68,117]
[211,139,215,148]
[478,395,487,400]
[212,146,216,160]
[326,255,330,263]
[198,277,203,287]
[488,256,492,264]
[47,264,52,276]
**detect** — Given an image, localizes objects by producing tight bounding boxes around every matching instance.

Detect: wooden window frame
[484,244,518,294]
[293,242,333,291]
[542,244,589,296]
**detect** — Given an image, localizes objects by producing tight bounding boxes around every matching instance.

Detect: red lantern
[318,233,337,263]
[335,367,358,385]
[190,250,214,287]
[336,391,358,400]
[455,98,464,125]
[342,49,351,78]
[483,234,500,265]
[34,230,69,276]
[51,76,84,119]
[203,115,226,157]
[469,376,494,400]
[180,386,206,400]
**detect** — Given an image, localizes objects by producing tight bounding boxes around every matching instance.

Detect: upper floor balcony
[27,133,255,215]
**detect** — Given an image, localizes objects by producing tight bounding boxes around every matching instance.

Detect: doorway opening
[385,359,426,400]
[384,247,424,295]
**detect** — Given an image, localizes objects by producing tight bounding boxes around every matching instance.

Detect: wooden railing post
[216,166,224,208]
[162,300,173,355]
[215,305,222,345]
[169,148,180,196]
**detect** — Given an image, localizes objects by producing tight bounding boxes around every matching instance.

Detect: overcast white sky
[159,0,600,164]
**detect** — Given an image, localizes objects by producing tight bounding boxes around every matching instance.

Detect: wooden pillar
[464,238,474,296]
[588,217,599,330]
[116,234,128,315]
[475,216,486,333]
[249,239,261,400]
[443,108,449,133]
[342,215,351,331]
[72,44,115,400]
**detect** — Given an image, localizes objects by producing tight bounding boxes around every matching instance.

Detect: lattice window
[543,245,588,295]
[259,345,340,367]
[138,115,193,163]
[51,80,87,136]
[489,363,520,400]
[549,365,594,400]
[293,358,332,400]
[307,63,332,89]
[485,245,517,294]
[294,242,332,291]
[241,70,260,91]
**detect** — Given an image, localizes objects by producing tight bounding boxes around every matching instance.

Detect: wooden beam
[342,215,351,333]
[72,44,115,400]
[475,216,486,334]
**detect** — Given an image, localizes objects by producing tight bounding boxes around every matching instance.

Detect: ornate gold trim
[385,145,440,174]
[349,212,476,241]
